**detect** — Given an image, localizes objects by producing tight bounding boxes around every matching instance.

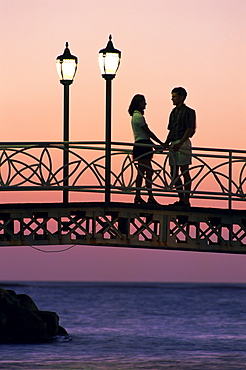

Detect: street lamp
[98,35,121,205]
[56,42,78,203]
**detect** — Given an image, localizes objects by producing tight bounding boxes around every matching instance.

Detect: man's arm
[172,128,194,151]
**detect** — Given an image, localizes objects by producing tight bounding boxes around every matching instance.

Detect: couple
[129,87,196,207]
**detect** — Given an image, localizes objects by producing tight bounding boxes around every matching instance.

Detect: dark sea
[0,282,246,370]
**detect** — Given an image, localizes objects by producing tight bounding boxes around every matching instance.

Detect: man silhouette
[164,87,196,207]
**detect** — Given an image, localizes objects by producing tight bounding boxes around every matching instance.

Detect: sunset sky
[0,0,246,282]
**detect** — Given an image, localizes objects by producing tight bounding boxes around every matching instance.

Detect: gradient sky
[0,0,246,282]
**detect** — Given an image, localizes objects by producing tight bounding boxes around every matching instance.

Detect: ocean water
[0,282,246,370]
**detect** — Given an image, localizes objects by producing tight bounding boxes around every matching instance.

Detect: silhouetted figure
[164,87,196,207]
[128,94,163,204]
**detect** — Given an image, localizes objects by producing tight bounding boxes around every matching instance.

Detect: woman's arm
[142,124,163,145]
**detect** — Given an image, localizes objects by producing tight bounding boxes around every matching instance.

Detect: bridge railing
[0,141,245,209]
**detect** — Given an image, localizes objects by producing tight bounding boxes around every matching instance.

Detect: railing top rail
[0,141,245,155]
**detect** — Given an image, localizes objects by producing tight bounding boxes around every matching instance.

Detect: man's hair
[128,94,145,116]
[172,87,187,99]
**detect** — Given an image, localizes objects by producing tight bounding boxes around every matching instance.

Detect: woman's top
[131,110,150,142]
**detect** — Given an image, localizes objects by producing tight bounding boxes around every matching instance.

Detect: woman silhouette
[128,94,163,204]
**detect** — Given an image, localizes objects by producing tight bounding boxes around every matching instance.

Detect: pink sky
[0,0,246,282]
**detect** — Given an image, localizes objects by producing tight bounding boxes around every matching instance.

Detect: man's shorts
[169,139,192,166]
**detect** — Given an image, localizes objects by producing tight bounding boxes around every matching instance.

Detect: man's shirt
[168,104,196,142]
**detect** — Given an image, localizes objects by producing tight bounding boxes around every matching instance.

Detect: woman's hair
[128,94,145,116]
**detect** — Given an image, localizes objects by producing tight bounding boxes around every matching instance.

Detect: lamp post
[98,35,121,205]
[56,42,78,203]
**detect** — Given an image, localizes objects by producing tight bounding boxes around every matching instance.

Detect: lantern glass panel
[56,59,77,81]
[98,52,120,75]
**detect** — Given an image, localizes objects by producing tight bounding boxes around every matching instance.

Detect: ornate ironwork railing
[0,141,245,209]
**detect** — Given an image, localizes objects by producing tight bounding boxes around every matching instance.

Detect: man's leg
[180,164,191,205]
[170,165,184,203]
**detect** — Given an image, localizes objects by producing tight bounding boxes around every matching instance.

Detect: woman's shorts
[169,139,192,166]
[133,139,153,160]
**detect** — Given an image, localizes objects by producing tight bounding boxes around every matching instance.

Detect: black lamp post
[56,42,78,203]
[98,35,121,205]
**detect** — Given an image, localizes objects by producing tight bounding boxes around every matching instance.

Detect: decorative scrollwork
[0,143,245,207]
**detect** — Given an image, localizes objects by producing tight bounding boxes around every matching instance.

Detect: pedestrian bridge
[0,141,245,253]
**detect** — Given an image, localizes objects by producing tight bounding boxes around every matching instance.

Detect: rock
[2,303,48,343]
[16,293,39,311]
[0,287,68,343]
[57,325,68,336]
[36,311,59,337]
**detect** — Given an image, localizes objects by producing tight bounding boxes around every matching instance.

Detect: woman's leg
[142,158,159,203]
[144,159,155,200]
[135,160,145,201]
[135,157,158,204]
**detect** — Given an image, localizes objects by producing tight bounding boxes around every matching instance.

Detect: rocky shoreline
[0,286,69,343]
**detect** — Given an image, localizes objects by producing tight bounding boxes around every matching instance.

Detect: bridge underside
[0,202,245,254]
